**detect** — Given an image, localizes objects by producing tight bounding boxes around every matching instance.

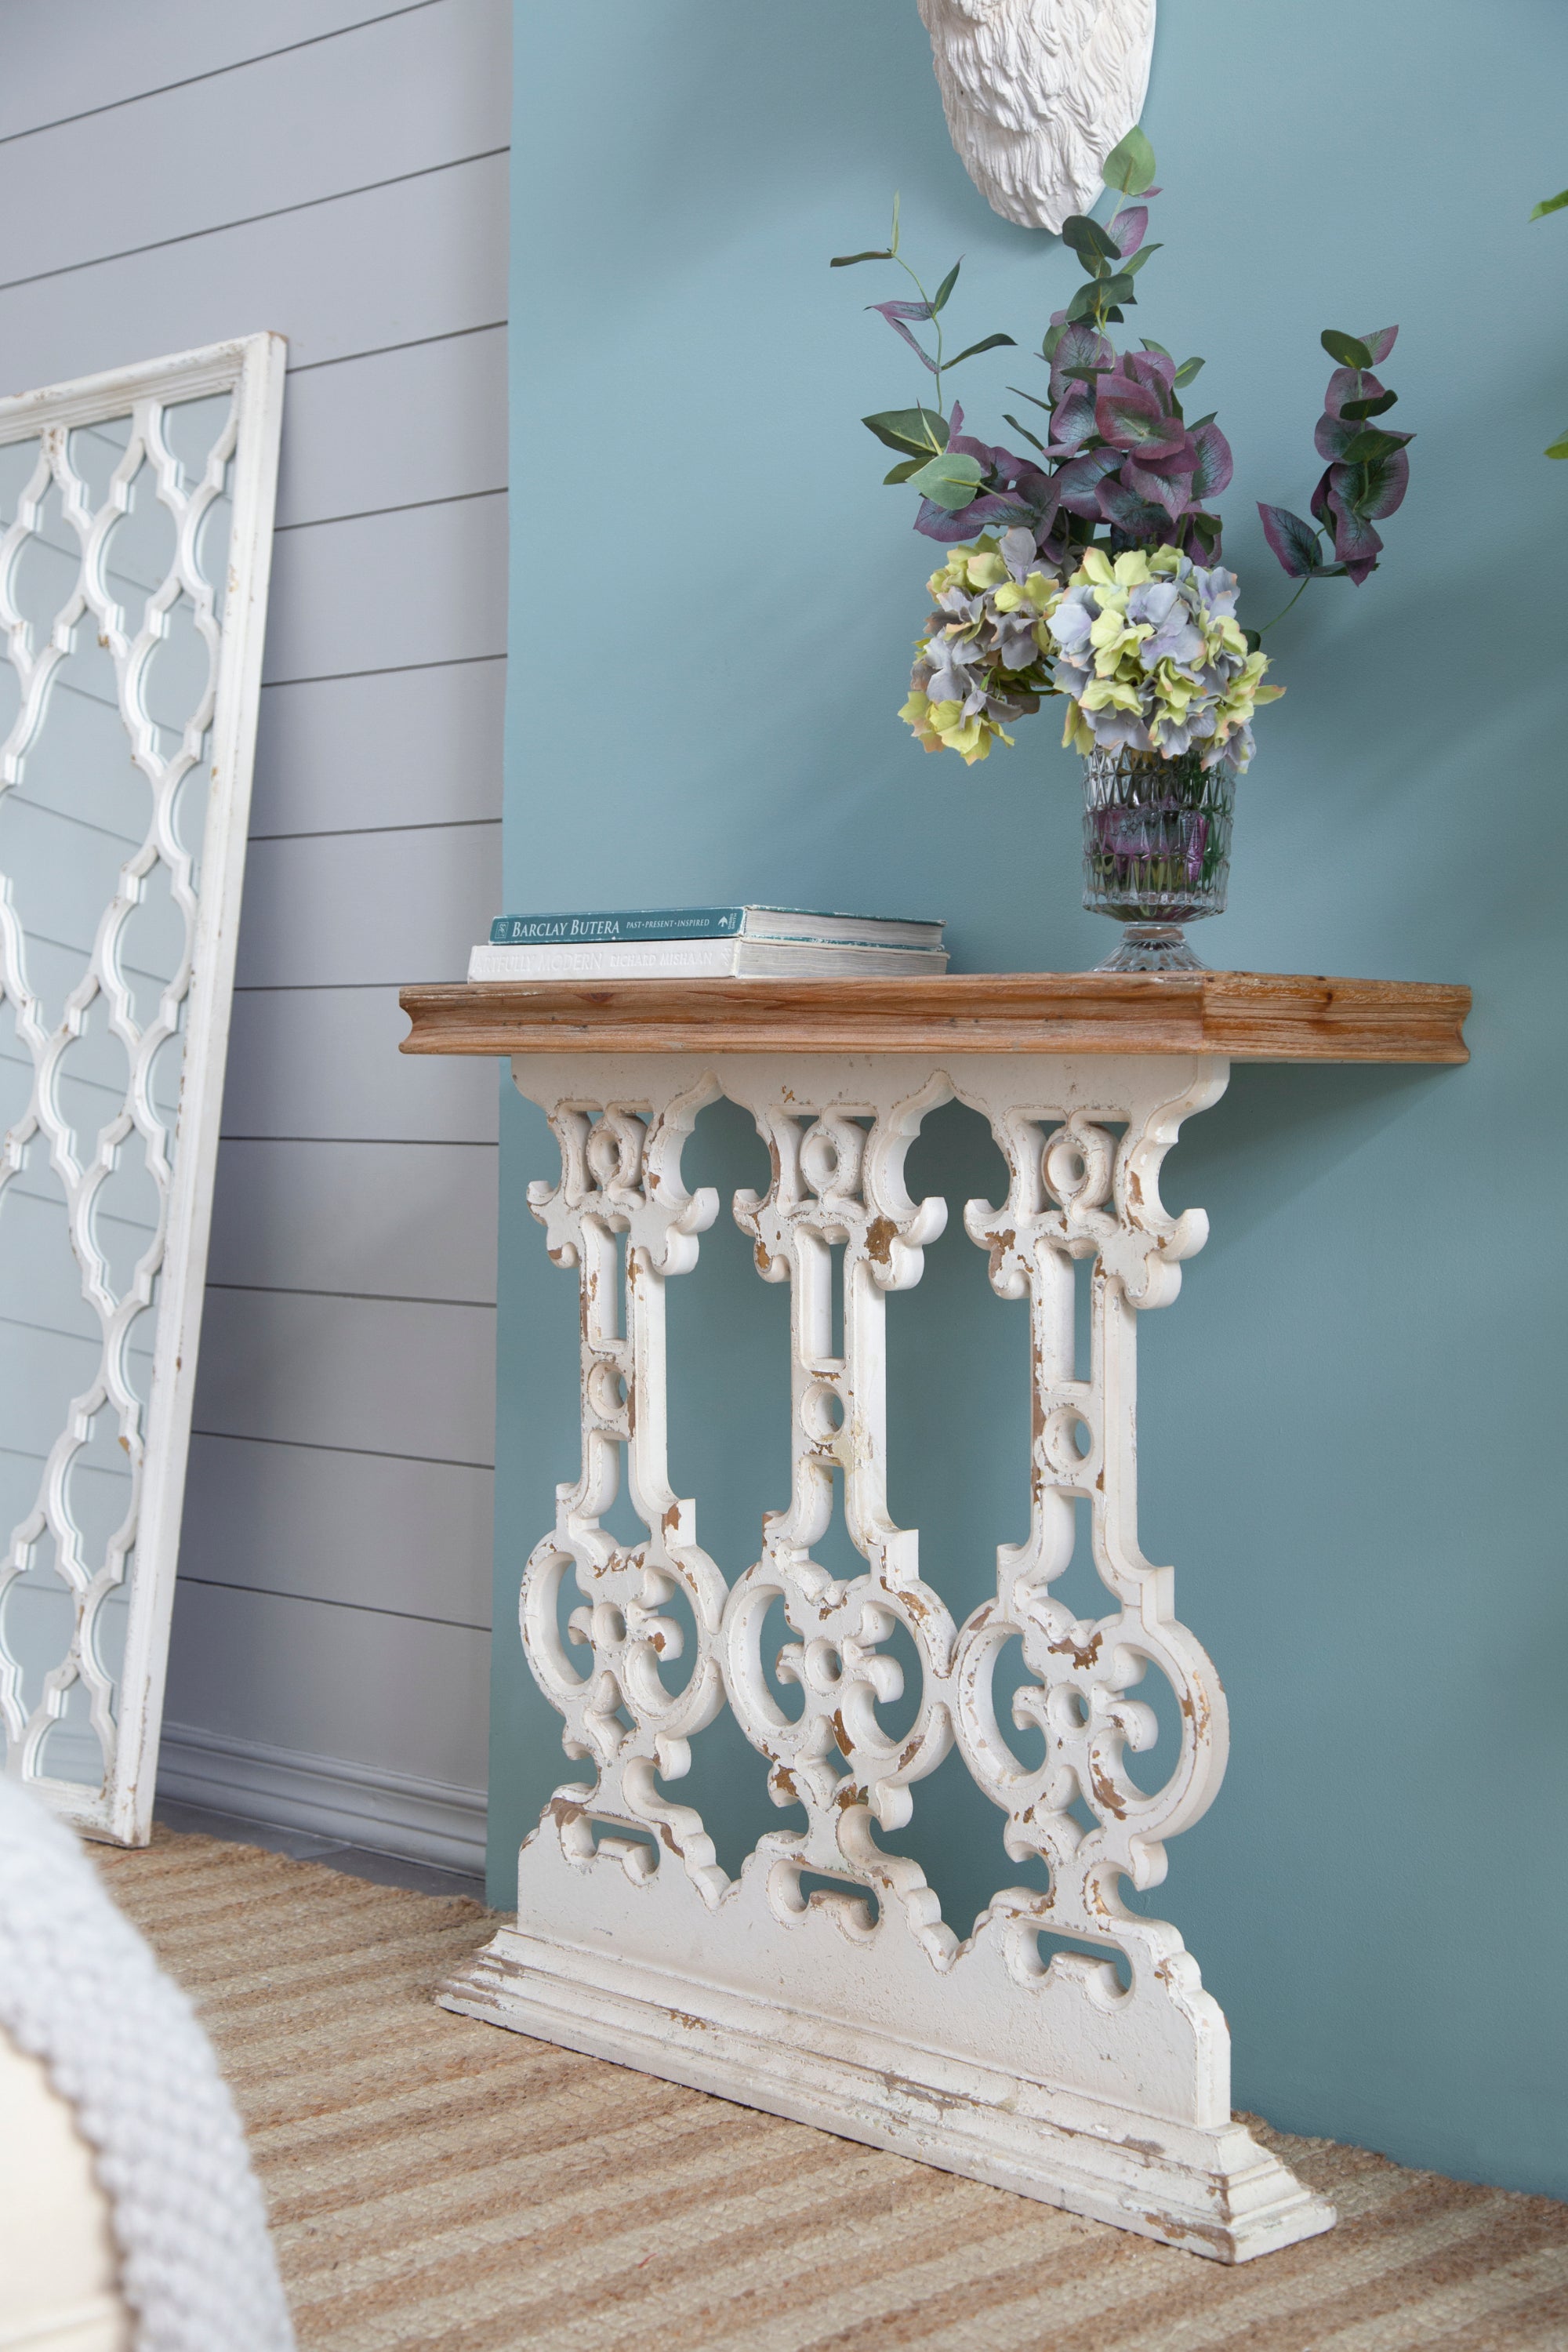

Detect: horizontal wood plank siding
[252,655,504,837]
[165,1580,491,1792]
[0,0,506,1846]
[208,1139,498,1302]
[235,824,499,989]
[0,151,507,389]
[227,986,499,1142]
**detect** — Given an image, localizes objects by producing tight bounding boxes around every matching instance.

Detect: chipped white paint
[919,0,1156,231]
[0,337,285,1843]
[442,1049,1336,2260]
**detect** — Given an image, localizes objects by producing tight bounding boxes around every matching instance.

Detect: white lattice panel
[0,339,284,1842]
[443,1050,1338,2259]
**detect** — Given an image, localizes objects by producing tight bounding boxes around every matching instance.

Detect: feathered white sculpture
[918,0,1156,233]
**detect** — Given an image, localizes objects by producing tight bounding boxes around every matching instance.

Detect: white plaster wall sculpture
[0,339,285,1844]
[919,0,1156,230]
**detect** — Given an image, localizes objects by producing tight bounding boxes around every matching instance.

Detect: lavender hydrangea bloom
[901,529,1064,765]
[1044,545,1282,774]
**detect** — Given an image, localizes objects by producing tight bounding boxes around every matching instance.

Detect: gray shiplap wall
[0,0,507,1864]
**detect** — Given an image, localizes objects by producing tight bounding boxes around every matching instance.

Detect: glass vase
[1081,745,1235,973]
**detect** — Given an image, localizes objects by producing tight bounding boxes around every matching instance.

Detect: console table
[399,972,1469,2263]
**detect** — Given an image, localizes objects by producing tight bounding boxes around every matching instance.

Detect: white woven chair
[0,1779,294,2352]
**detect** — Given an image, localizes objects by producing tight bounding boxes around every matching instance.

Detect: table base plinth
[441,1829,1333,2261]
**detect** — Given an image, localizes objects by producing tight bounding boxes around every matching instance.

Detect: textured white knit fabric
[0,1778,295,2351]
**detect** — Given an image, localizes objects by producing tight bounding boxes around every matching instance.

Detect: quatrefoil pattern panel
[0,339,283,1838]
[516,1051,1231,2008]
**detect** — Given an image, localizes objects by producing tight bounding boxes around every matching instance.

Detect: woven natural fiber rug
[92,1829,1567,2351]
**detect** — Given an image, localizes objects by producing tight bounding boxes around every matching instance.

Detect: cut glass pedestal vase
[1082,745,1235,972]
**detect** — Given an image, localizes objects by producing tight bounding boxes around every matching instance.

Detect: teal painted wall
[499,0,1568,2194]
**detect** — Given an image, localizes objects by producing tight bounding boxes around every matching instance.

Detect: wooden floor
[96,1828,1568,2351]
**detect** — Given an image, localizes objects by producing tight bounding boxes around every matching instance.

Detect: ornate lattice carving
[453,1049,1333,2261]
[521,1080,733,1900]
[0,340,284,1841]
[725,1085,955,1958]
[951,1067,1228,2013]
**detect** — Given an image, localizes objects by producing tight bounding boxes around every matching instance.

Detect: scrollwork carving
[723,1083,958,1960]
[519,1057,1228,1994]
[952,1065,1229,2002]
[519,1076,733,1904]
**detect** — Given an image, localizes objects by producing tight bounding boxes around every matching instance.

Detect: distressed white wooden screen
[445,1051,1335,2259]
[0,336,285,1842]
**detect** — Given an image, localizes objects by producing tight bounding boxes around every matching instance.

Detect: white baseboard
[155,1721,487,1875]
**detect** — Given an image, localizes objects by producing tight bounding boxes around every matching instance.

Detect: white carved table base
[440,1050,1335,2261]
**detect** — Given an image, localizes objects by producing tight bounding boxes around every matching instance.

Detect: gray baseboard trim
[155,1721,487,1874]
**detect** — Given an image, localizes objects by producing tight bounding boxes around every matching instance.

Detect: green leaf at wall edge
[1530,189,1568,220]
[1321,328,1374,369]
[862,406,949,456]
[948,332,1018,367]
[884,457,925,484]
[1004,415,1047,452]
[832,249,893,267]
[1341,388,1398,420]
[908,449,985,510]
[1337,425,1414,464]
[1063,214,1124,267]
[1102,125,1156,195]
[932,260,961,314]
[1121,244,1163,277]
[1174,356,1206,388]
[1547,430,1568,458]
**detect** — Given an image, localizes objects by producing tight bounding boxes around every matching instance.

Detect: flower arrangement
[833,129,1415,768]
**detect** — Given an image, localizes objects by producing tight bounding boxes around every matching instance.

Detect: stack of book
[467,906,948,980]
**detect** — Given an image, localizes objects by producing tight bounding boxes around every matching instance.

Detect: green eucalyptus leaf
[1341,388,1399,420]
[1004,414,1047,452]
[1173,356,1206,389]
[1102,125,1157,195]
[1041,320,1068,362]
[1007,383,1055,413]
[931,260,961,314]
[1121,243,1163,277]
[831,249,893,267]
[1321,328,1374,370]
[1104,306,1126,322]
[1547,430,1568,459]
[1098,272,1136,305]
[909,449,985,510]
[883,457,925,484]
[1336,425,1414,463]
[947,332,1018,366]
[1062,214,1124,267]
[1065,283,1101,324]
[1531,188,1568,220]
[862,405,949,456]
[1140,337,1173,358]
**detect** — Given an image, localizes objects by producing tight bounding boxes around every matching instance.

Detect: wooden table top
[398,971,1470,1064]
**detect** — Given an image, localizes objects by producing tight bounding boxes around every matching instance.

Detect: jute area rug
[93,1829,1566,2352]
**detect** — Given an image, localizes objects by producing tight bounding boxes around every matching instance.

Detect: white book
[466,939,949,982]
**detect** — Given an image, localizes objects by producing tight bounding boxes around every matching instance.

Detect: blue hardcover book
[488,906,944,950]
